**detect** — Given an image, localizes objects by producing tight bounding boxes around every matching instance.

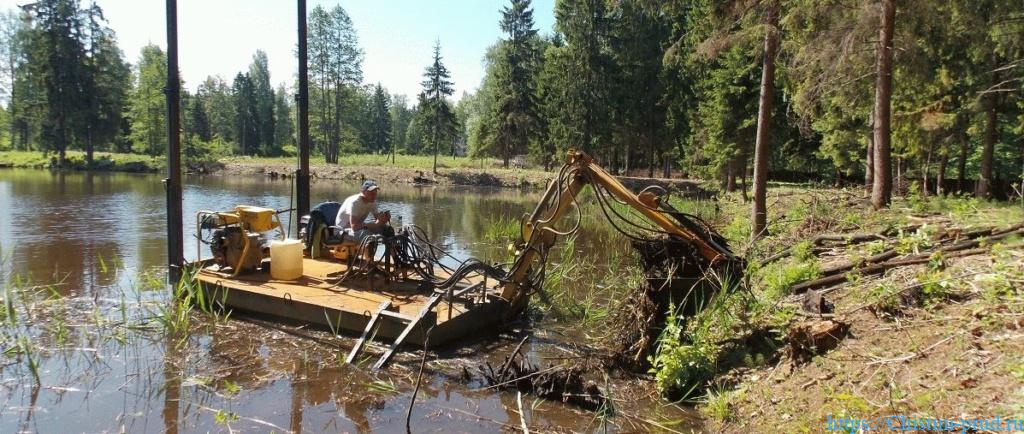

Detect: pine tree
[127,44,167,156]
[232,72,259,156]
[273,83,294,150]
[368,83,392,155]
[389,94,412,162]
[536,34,569,167]
[494,0,541,168]
[467,43,504,160]
[187,96,210,142]
[22,0,90,165]
[548,0,616,161]
[871,0,896,209]
[0,11,26,150]
[81,1,129,163]
[418,41,457,174]
[607,0,668,176]
[786,0,887,185]
[308,4,363,163]
[752,0,781,238]
[248,50,276,156]
[197,76,235,144]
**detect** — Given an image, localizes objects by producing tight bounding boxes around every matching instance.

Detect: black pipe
[165,0,183,282]
[295,0,311,236]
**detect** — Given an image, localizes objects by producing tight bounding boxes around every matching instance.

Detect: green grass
[760,258,821,299]
[482,214,521,243]
[649,299,721,398]
[0,150,164,171]
[148,267,230,347]
[533,234,645,326]
[701,387,744,423]
[1,150,519,173]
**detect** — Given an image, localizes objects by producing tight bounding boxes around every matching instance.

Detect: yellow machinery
[197,206,285,276]
[209,150,737,325]
[292,149,738,320]
[498,150,741,317]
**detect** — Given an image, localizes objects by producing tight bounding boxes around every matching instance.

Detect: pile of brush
[607,235,729,371]
[477,338,606,411]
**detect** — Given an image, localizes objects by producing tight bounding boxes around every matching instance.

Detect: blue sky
[0,0,556,99]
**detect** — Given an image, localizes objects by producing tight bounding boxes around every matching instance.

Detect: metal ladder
[345,293,444,370]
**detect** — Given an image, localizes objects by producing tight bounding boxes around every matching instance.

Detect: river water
[0,169,701,433]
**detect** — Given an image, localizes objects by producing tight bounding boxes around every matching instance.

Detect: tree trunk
[936,152,948,196]
[871,0,895,209]
[86,130,94,165]
[866,109,874,191]
[8,84,15,151]
[752,0,779,239]
[56,112,67,168]
[957,133,969,194]
[1020,140,1024,203]
[624,148,631,175]
[611,147,619,175]
[662,154,671,178]
[725,157,737,193]
[923,139,934,197]
[896,156,903,197]
[648,140,655,178]
[432,129,438,175]
[741,157,749,203]
[976,79,998,199]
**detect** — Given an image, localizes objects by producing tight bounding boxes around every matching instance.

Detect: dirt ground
[704,207,1024,433]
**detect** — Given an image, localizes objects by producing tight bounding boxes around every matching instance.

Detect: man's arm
[349,212,364,230]
[366,214,391,231]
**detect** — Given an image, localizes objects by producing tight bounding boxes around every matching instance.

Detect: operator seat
[303,201,353,259]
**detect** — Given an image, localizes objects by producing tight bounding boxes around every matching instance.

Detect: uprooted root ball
[607,236,726,371]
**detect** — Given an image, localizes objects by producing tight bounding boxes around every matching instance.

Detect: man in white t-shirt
[336,180,390,241]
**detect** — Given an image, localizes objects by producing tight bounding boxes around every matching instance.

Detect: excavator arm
[500,150,740,316]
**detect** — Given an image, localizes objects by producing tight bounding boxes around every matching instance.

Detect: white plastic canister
[269,239,304,280]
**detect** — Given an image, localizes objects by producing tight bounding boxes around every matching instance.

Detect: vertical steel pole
[295,0,311,236]
[165,0,183,282]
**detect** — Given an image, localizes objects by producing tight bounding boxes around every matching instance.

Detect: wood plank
[346,300,392,364]
[378,310,414,322]
[373,293,445,370]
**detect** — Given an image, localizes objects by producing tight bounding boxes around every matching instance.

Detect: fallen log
[812,225,1022,280]
[812,233,886,246]
[792,247,991,294]
[762,232,888,266]
[818,249,900,278]
[992,222,1024,237]
[939,227,1024,253]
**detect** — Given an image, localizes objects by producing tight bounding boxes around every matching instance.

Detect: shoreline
[0,152,706,192]
[217,160,705,192]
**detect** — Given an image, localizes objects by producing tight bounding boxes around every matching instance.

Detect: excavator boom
[500,150,740,316]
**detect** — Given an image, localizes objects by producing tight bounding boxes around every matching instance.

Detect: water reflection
[0,168,694,433]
